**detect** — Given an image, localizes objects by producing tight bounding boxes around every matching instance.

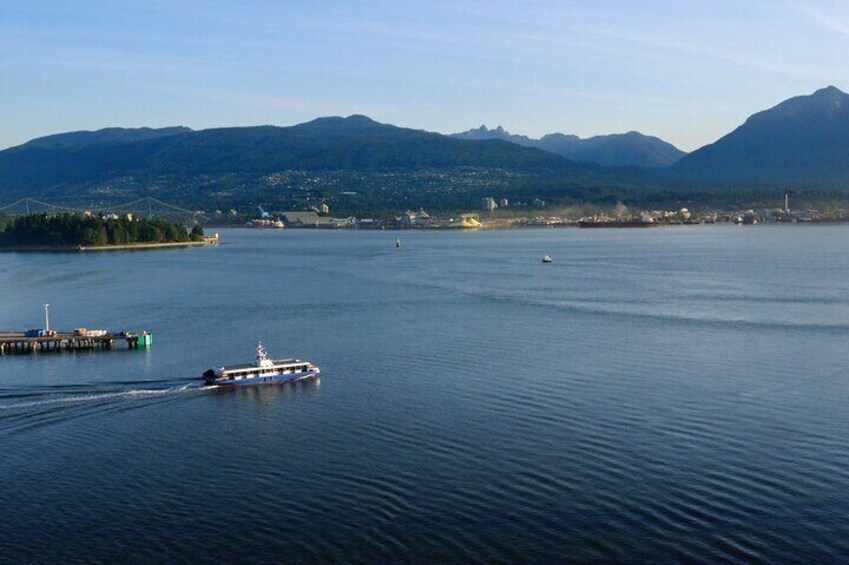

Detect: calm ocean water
[2,225,849,563]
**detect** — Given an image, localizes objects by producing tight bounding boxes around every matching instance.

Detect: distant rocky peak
[749,85,849,124]
[809,85,847,110]
[452,124,684,167]
[814,85,844,97]
[343,114,379,125]
[472,125,509,134]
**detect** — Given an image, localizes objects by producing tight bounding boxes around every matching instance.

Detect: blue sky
[2,0,848,151]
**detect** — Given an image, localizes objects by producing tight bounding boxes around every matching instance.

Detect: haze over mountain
[1,116,575,180]
[672,86,849,184]
[452,126,686,168]
[4,86,849,212]
[0,115,659,211]
[18,127,193,150]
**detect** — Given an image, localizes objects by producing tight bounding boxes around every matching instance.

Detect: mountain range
[451,126,686,168]
[0,116,658,210]
[0,116,579,181]
[2,86,849,210]
[16,126,193,150]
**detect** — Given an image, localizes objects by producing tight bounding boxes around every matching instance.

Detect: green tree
[95,226,108,246]
[164,223,179,242]
[0,213,204,248]
[81,227,97,245]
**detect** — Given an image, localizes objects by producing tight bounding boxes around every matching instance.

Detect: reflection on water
[210,377,321,402]
[2,226,849,562]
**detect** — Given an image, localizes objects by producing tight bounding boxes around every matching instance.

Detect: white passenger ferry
[202,342,320,387]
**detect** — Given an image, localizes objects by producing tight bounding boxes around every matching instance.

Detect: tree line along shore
[0,213,206,249]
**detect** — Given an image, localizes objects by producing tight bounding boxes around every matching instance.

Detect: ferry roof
[219,358,305,373]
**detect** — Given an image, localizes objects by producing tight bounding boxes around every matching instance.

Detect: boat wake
[0,382,202,411]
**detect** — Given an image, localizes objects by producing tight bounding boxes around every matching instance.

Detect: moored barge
[578,215,658,228]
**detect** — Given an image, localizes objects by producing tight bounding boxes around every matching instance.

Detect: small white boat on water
[542,254,553,263]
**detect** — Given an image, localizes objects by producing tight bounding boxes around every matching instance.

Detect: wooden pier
[0,331,151,355]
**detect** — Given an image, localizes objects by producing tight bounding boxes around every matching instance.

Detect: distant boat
[396,238,401,249]
[542,254,553,263]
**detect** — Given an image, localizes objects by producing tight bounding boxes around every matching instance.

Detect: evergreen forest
[0,213,204,247]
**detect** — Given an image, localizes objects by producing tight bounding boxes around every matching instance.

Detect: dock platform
[0,331,151,355]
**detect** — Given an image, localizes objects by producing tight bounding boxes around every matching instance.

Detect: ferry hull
[203,370,319,387]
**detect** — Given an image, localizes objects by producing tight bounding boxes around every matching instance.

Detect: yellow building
[457,213,481,228]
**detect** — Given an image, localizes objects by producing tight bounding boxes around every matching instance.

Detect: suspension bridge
[0,197,207,223]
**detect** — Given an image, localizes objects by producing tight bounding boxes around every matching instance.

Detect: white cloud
[790,0,849,37]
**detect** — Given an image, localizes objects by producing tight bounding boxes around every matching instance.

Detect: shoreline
[0,238,218,253]
[203,220,849,231]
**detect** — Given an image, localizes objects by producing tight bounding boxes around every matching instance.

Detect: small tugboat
[542,254,553,263]
[202,342,320,387]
